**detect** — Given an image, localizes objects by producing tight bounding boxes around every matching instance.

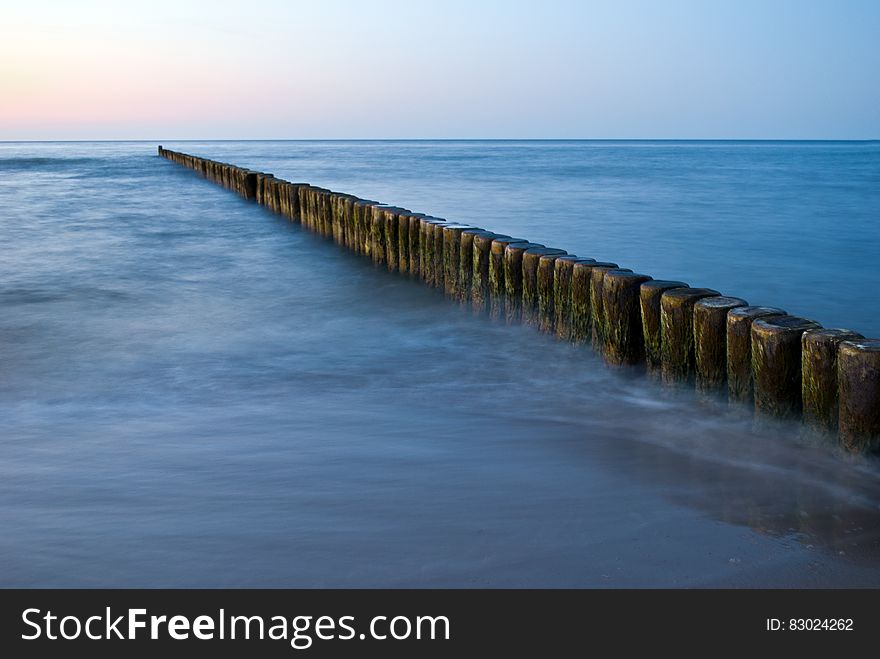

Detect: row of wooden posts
[158,146,880,454]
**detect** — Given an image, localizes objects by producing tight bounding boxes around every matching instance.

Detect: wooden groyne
[157,146,880,455]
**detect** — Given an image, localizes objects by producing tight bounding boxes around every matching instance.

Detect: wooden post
[441,224,482,298]
[405,213,426,276]
[419,217,446,286]
[536,252,570,333]
[660,287,720,384]
[489,237,530,318]
[590,265,631,349]
[554,257,596,340]
[602,270,653,365]
[726,306,787,403]
[801,329,863,436]
[522,248,567,326]
[472,232,509,312]
[640,281,689,375]
[369,205,388,265]
[503,242,545,323]
[838,339,880,453]
[570,262,618,344]
[751,316,822,419]
[693,296,748,393]
[382,207,409,273]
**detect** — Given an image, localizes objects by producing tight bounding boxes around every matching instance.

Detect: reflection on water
[0,141,878,587]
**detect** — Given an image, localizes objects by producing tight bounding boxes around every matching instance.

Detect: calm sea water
[1,140,879,587]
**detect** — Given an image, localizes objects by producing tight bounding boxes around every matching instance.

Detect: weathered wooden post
[419,217,446,286]
[602,270,653,365]
[489,237,530,318]
[726,306,788,403]
[396,211,416,275]
[430,221,449,290]
[503,242,545,323]
[382,207,409,273]
[570,262,618,344]
[536,252,570,333]
[838,339,880,453]
[522,248,567,326]
[554,257,596,340]
[660,287,720,384]
[404,213,425,276]
[352,200,375,256]
[693,296,748,393]
[441,224,481,298]
[801,329,863,436]
[366,204,385,264]
[472,232,509,312]
[590,265,631,348]
[751,316,822,419]
[640,281,689,375]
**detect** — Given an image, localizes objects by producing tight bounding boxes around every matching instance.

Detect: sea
[1,140,878,586]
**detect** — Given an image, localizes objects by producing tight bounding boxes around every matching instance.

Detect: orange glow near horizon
[1,0,878,140]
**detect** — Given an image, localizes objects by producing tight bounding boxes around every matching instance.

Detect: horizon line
[2,138,878,144]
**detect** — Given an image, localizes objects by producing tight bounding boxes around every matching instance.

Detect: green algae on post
[590,265,631,349]
[802,329,864,437]
[442,224,481,298]
[837,339,880,453]
[602,270,653,366]
[751,316,822,419]
[693,296,748,393]
[571,262,617,344]
[554,257,596,340]
[522,247,567,326]
[536,252,569,333]
[503,242,545,323]
[489,237,529,318]
[660,287,720,384]
[639,281,688,375]
[726,306,787,403]
[472,232,509,312]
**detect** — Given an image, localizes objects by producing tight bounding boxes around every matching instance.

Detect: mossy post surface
[406,213,425,276]
[331,194,346,245]
[503,242,544,323]
[442,224,480,298]
[554,257,595,340]
[431,221,448,290]
[694,296,748,393]
[590,266,631,349]
[640,281,688,375]
[751,316,822,419]
[838,339,880,453]
[571,262,616,344]
[319,190,333,237]
[802,329,863,436]
[458,229,485,303]
[726,306,787,403]
[522,248,567,326]
[342,196,357,248]
[396,211,411,275]
[489,237,529,318]
[369,205,388,266]
[382,207,407,273]
[602,271,653,365]
[660,287,720,384]
[472,232,508,312]
[419,217,445,286]
[536,252,569,333]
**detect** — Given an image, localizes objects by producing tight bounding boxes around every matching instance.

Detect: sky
[1,0,878,140]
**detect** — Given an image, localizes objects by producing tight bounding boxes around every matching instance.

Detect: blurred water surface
[0,140,878,587]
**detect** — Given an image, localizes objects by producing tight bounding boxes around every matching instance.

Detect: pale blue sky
[1,0,878,139]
